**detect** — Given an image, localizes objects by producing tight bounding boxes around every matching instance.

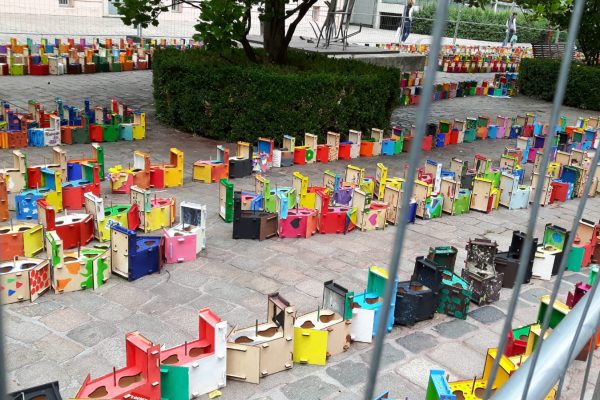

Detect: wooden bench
[532,43,575,59]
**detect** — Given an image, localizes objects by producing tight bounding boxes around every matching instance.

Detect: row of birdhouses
[0,195,207,303]
[0,145,105,224]
[438,54,521,74]
[216,140,599,242]
[428,265,600,400]
[1,36,184,76]
[0,97,145,148]
[70,265,411,398]
[107,147,184,193]
[186,111,599,186]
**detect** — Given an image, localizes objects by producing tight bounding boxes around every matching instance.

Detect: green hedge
[412,6,557,44]
[519,58,600,111]
[152,48,400,143]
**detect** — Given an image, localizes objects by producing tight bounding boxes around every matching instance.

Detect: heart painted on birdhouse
[7,278,15,283]
[369,214,378,225]
[15,282,23,289]
[290,218,300,229]
[7,290,15,296]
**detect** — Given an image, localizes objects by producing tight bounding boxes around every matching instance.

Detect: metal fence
[0,4,563,47]
[363,0,599,399]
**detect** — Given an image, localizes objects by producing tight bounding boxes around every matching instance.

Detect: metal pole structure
[483,0,584,398]
[363,0,449,398]
[493,286,600,399]
[513,0,586,396]
[453,1,463,45]
[0,305,6,400]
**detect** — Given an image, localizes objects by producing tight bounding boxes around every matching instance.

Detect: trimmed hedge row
[152,48,400,143]
[412,6,555,44]
[519,58,600,111]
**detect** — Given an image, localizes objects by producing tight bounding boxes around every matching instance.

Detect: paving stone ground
[0,71,598,399]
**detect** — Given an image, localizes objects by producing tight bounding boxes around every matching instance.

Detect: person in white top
[503,12,517,47]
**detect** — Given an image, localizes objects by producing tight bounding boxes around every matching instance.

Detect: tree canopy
[515,0,599,64]
[114,0,319,64]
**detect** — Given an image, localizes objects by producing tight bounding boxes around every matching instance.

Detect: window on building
[58,0,73,6]
[312,6,321,22]
[169,1,182,12]
[107,0,120,15]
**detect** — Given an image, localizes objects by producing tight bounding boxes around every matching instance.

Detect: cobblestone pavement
[0,71,598,400]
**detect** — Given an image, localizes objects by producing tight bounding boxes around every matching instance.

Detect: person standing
[400,0,414,44]
[503,12,517,47]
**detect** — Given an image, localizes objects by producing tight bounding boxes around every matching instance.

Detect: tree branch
[239,0,257,62]
[176,0,202,9]
[285,0,318,45]
[285,3,306,19]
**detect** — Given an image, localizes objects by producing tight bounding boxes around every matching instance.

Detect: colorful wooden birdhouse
[192,145,230,184]
[0,257,50,305]
[533,224,569,280]
[529,172,554,206]
[76,332,161,399]
[315,189,356,234]
[232,191,278,240]
[278,207,319,239]
[303,133,318,164]
[84,192,140,242]
[382,184,402,225]
[0,176,8,222]
[110,223,163,281]
[426,370,456,400]
[218,178,234,223]
[229,141,254,179]
[68,143,105,180]
[130,185,175,233]
[437,270,472,320]
[108,151,151,194]
[257,137,274,167]
[294,282,353,364]
[46,231,110,293]
[462,238,503,305]
[371,128,384,156]
[226,293,295,384]
[278,135,295,167]
[348,129,362,159]
[163,147,184,187]
[499,171,530,210]
[37,199,94,249]
[8,381,62,400]
[255,175,296,217]
[440,178,470,216]
[0,222,44,260]
[292,171,316,209]
[163,202,206,264]
[413,179,432,219]
[353,266,398,336]
[327,131,340,161]
[160,308,227,398]
[0,150,27,193]
[62,163,101,210]
[351,188,388,231]
[470,177,499,213]
[394,280,437,327]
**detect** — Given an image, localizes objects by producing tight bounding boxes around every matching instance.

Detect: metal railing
[364,0,599,399]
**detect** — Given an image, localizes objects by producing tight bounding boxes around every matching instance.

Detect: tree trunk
[263,0,288,64]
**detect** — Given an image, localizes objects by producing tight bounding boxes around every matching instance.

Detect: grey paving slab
[468,306,506,324]
[395,332,438,354]
[433,319,478,339]
[1,71,599,400]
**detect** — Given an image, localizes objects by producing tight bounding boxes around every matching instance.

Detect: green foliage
[193,0,248,52]
[152,48,400,142]
[519,58,600,110]
[113,0,167,28]
[412,5,555,44]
